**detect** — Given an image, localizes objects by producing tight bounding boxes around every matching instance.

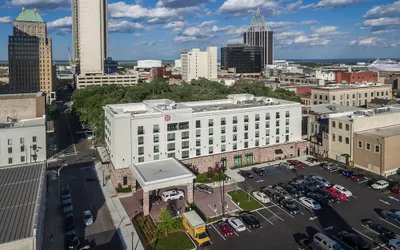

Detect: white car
[311,176,331,187]
[388,239,400,250]
[227,217,246,232]
[280,162,294,170]
[83,210,93,226]
[333,184,352,197]
[161,189,185,202]
[371,180,389,190]
[299,197,321,210]
[252,191,270,204]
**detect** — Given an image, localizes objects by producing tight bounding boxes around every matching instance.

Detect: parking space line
[389,196,400,202]
[246,227,251,232]
[353,228,391,250]
[265,207,284,222]
[270,201,295,219]
[361,225,381,237]
[351,195,358,199]
[331,235,355,250]
[211,223,226,241]
[208,204,219,216]
[219,201,231,215]
[255,210,274,225]
[379,199,391,205]
[265,204,277,209]
[379,217,400,230]
[359,179,369,184]
[300,212,305,215]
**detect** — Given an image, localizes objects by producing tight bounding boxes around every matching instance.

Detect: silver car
[274,186,291,199]
[63,199,73,214]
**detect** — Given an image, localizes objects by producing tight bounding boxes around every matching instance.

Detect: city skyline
[0,0,398,61]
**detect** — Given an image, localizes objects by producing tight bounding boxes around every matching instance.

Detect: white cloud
[300,3,315,9]
[198,20,216,28]
[163,21,186,29]
[310,26,344,37]
[363,17,400,28]
[294,35,330,46]
[136,40,164,46]
[182,27,203,37]
[156,0,210,8]
[266,20,317,30]
[218,0,279,14]
[286,0,303,12]
[0,16,12,24]
[275,31,304,39]
[47,16,71,29]
[225,26,248,36]
[108,19,145,33]
[174,36,203,42]
[364,1,400,19]
[315,0,368,9]
[370,29,397,35]
[227,38,243,44]
[349,37,383,47]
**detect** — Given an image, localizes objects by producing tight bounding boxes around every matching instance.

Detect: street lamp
[131,231,134,250]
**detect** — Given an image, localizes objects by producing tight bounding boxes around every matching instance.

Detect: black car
[362,219,397,239]
[194,184,214,194]
[239,213,261,228]
[64,213,75,230]
[251,167,266,176]
[303,183,319,194]
[289,182,306,193]
[281,184,301,198]
[316,188,339,203]
[337,231,370,250]
[66,230,80,249]
[380,211,400,226]
[239,170,253,179]
[307,192,329,205]
[271,193,285,202]
[260,185,276,198]
[298,238,323,250]
[279,199,300,215]
[140,195,162,206]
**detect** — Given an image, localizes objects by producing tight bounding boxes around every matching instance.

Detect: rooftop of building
[0,116,46,129]
[312,83,389,90]
[332,105,400,122]
[369,98,398,105]
[104,94,299,117]
[0,163,45,244]
[0,92,44,99]
[14,8,44,23]
[306,104,365,115]
[356,124,400,138]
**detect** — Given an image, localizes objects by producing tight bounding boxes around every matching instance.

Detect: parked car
[252,191,270,203]
[61,185,71,200]
[306,156,318,164]
[304,183,319,194]
[279,199,300,215]
[251,167,266,176]
[272,193,285,203]
[64,213,75,230]
[351,174,367,182]
[280,162,295,170]
[239,212,261,228]
[140,195,162,206]
[66,230,80,249]
[322,187,347,200]
[216,221,234,238]
[289,182,306,193]
[195,184,214,194]
[299,197,321,210]
[310,176,331,187]
[273,186,292,199]
[362,219,397,239]
[304,176,323,188]
[62,199,74,214]
[380,211,400,226]
[260,185,276,198]
[307,193,329,206]
[321,163,338,172]
[161,189,184,202]
[371,180,389,190]
[83,210,93,226]
[281,184,301,198]
[287,160,303,168]
[333,184,353,197]
[392,186,400,195]
[340,170,354,177]
[227,217,246,232]
[317,188,339,203]
[298,238,323,250]
[313,232,344,250]
[337,230,369,250]
[388,239,400,250]
[239,170,253,179]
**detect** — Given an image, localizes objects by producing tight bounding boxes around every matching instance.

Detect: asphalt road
[203,164,400,250]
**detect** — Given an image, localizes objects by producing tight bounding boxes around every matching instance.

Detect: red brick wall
[335,72,378,83]
[296,87,311,95]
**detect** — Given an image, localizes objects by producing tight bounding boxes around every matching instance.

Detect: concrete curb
[94,162,144,250]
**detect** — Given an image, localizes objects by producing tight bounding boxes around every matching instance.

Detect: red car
[322,187,347,200]
[392,186,400,195]
[351,174,366,182]
[216,221,235,238]
[287,160,303,168]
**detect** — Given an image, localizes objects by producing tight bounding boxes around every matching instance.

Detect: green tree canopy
[157,208,175,237]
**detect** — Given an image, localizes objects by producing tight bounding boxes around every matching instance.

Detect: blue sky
[0,0,399,60]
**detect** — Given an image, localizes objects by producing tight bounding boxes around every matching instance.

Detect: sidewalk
[94,162,144,250]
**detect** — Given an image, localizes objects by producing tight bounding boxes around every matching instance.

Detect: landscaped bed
[227,189,262,211]
[196,172,226,183]
[149,231,195,250]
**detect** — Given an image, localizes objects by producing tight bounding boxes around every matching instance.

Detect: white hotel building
[104,94,309,183]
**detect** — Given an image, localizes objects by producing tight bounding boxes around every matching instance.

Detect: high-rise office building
[243,8,273,66]
[181,47,217,82]
[71,0,79,62]
[77,0,108,75]
[221,44,262,73]
[8,8,55,102]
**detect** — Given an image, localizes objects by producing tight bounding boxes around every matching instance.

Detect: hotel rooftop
[104,94,299,117]
[333,105,400,122]
[311,83,389,90]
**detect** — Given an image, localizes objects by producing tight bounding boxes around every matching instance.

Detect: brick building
[335,72,378,84]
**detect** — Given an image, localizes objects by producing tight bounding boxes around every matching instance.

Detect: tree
[157,208,175,237]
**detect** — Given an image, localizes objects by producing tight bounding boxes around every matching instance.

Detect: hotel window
[182,141,189,149]
[255,139,259,146]
[276,136,280,143]
[266,129,270,136]
[8,147,12,154]
[233,125,237,132]
[255,123,259,129]
[221,144,226,152]
[339,136,343,142]
[182,151,189,159]
[371,92,374,97]
[332,121,336,128]
[285,127,289,134]
[255,131,259,138]
[209,146,213,154]
[209,128,213,135]
[233,116,237,124]
[8,158,12,164]
[221,135,226,143]
[21,145,24,152]
[285,111,290,118]
[366,143,371,151]
[138,126,144,135]
[221,126,226,134]
[21,156,25,163]
[332,134,336,142]
[276,120,280,127]
[153,124,159,133]
[244,132,248,139]
[221,117,226,125]
[233,134,237,141]
[339,122,343,129]
[276,112,280,119]
[209,138,213,145]
[345,137,349,144]
[154,145,159,153]
[265,113,270,120]
[196,120,201,128]
[266,121,270,128]
[233,143,237,150]
[138,147,144,155]
[245,124,248,131]
[255,114,260,121]
[167,143,175,151]
[154,155,159,160]
[285,119,289,126]
[167,152,175,158]
[20,138,24,144]
[333,96,336,101]
[196,129,201,137]
[244,141,248,148]
[266,138,270,145]
[276,128,280,135]
[244,115,249,123]
[182,131,189,139]
[208,119,213,127]
[358,140,363,148]
[196,149,201,156]
[375,145,380,153]
[196,139,201,147]
[345,124,350,131]
[8,139,12,145]
[138,136,144,145]
[167,133,175,141]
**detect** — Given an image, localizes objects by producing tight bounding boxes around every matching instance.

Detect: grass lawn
[227,189,262,211]
[195,172,226,183]
[150,232,195,250]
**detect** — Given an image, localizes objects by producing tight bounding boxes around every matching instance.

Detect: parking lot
[201,161,400,250]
